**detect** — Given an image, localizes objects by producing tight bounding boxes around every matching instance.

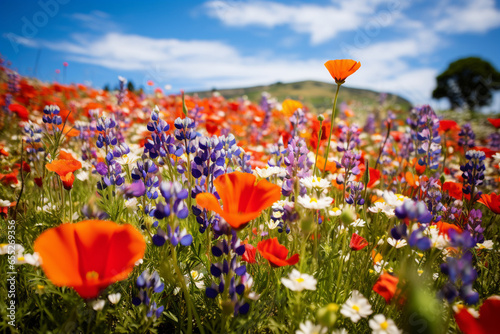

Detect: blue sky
[1,0,500,109]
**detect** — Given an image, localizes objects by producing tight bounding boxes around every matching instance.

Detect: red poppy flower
[455,295,500,334]
[349,233,368,251]
[324,59,361,84]
[196,171,281,230]
[34,220,146,299]
[242,243,257,264]
[487,118,500,129]
[434,222,462,236]
[367,167,381,188]
[0,170,18,185]
[439,120,458,132]
[60,172,75,190]
[257,237,299,267]
[8,103,29,121]
[373,273,399,303]
[478,193,500,214]
[442,181,463,200]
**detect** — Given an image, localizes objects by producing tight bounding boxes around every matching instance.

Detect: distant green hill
[190,80,412,113]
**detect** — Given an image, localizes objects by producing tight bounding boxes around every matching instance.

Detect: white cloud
[12,31,441,105]
[204,0,401,44]
[434,0,500,33]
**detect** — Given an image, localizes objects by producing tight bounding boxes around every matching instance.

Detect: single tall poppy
[478,193,500,214]
[46,157,82,190]
[257,237,299,267]
[196,171,281,230]
[373,273,399,303]
[349,233,369,251]
[324,59,361,85]
[34,220,146,299]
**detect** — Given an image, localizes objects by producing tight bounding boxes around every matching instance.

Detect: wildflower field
[0,58,499,334]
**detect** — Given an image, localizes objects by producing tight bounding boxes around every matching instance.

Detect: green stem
[322,84,342,177]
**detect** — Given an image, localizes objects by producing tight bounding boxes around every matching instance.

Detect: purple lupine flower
[205,230,252,316]
[116,76,127,106]
[412,105,441,171]
[440,230,479,305]
[488,132,500,150]
[466,209,484,244]
[394,199,433,224]
[42,105,62,126]
[460,150,485,203]
[132,270,164,313]
[345,181,365,205]
[336,150,361,185]
[124,180,147,198]
[363,113,376,134]
[290,108,306,137]
[458,123,475,153]
[337,124,361,152]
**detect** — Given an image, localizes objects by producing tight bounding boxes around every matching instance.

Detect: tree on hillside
[432,57,500,112]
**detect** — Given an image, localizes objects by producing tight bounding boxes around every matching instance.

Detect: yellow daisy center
[192,271,198,278]
[310,198,318,203]
[381,321,389,329]
[86,271,99,281]
[295,277,305,283]
[352,305,360,311]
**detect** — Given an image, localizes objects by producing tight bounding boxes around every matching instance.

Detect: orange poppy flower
[46,159,82,177]
[442,181,463,200]
[324,59,361,84]
[34,220,146,299]
[316,156,337,173]
[434,222,462,236]
[281,99,303,117]
[478,193,500,214]
[373,273,399,303]
[196,171,281,230]
[257,237,299,267]
[60,172,75,190]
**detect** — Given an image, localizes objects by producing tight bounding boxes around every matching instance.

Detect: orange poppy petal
[34,223,83,287]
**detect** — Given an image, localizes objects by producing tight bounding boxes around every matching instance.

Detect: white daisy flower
[0,243,24,256]
[16,252,42,266]
[281,269,317,292]
[351,218,366,228]
[108,293,122,304]
[387,238,407,248]
[189,270,205,289]
[297,195,333,210]
[340,290,373,323]
[254,166,287,179]
[369,314,401,334]
[332,328,349,334]
[295,320,326,334]
[92,299,106,311]
[300,176,331,191]
[0,199,11,206]
[476,240,494,250]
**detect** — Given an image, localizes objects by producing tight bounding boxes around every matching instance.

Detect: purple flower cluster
[440,230,479,305]
[336,150,361,185]
[132,270,165,319]
[337,124,361,152]
[116,76,127,106]
[466,209,484,244]
[206,231,252,316]
[460,150,485,201]
[42,105,62,126]
[413,105,441,171]
[345,181,365,205]
[458,123,475,152]
[282,137,311,196]
[393,199,433,251]
[131,160,159,213]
